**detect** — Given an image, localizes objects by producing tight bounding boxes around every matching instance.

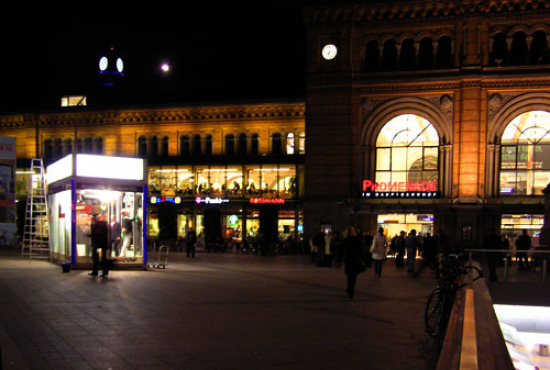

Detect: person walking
[371,227,387,278]
[394,230,406,268]
[336,226,366,299]
[89,213,110,277]
[515,229,532,270]
[312,230,326,267]
[186,228,198,258]
[406,229,421,274]
[483,228,502,281]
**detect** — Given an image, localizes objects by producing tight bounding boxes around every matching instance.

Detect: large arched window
[272,133,282,155]
[205,135,213,155]
[286,133,295,155]
[375,114,439,185]
[193,135,201,156]
[238,134,247,155]
[225,134,235,155]
[499,110,550,196]
[180,135,190,156]
[251,134,259,155]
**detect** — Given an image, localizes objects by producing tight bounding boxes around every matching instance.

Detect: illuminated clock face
[116,58,124,73]
[322,44,338,60]
[99,56,108,71]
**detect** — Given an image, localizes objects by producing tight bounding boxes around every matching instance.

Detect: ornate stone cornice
[0,102,306,129]
[304,0,550,24]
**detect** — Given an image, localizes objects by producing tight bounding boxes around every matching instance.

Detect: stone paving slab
[0,250,440,370]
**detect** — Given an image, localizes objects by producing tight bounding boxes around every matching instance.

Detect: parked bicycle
[424,254,484,347]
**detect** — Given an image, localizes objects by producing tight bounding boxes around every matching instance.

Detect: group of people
[310,226,451,299]
[483,228,533,281]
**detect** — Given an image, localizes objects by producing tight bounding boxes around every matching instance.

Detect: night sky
[0,5,307,113]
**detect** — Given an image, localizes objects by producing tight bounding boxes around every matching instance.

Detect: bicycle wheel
[425,288,442,338]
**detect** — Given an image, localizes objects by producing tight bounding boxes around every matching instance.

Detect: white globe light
[116,58,124,73]
[99,56,108,71]
[161,63,170,72]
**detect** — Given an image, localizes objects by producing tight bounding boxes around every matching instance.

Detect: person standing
[394,230,406,268]
[89,214,110,277]
[336,226,365,299]
[186,228,198,258]
[110,215,121,257]
[515,229,532,270]
[312,230,326,267]
[371,227,387,278]
[483,228,502,281]
[119,211,133,257]
[406,229,421,274]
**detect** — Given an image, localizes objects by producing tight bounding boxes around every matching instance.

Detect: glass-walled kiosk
[46,154,147,269]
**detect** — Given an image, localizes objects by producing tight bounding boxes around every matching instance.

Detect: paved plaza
[0,250,441,370]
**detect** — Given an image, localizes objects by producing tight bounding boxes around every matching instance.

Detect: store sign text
[249,197,285,204]
[361,180,440,198]
[195,197,229,204]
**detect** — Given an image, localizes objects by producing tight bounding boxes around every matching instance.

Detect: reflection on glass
[196,166,210,196]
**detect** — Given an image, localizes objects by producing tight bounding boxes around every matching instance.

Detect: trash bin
[539,344,548,357]
[62,263,71,273]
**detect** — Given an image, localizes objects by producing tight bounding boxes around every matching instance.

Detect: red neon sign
[249,197,285,204]
[362,180,437,192]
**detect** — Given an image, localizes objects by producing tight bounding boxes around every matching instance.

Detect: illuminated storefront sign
[249,197,286,204]
[361,180,440,198]
[150,196,181,204]
[195,197,229,204]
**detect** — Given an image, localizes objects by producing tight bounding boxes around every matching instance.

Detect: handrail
[465,248,550,282]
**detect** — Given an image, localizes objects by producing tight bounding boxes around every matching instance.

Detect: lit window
[61,96,87,107]
[286,133,295,155]
[500,110,550,196]
[375,114,439,185]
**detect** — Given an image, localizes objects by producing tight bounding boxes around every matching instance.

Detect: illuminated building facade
[302,1,550,247]
[0,101,305,248]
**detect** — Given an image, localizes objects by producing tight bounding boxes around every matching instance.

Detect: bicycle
[424,254,484,347]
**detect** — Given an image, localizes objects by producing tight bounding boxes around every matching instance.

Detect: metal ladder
[21,158,50,261]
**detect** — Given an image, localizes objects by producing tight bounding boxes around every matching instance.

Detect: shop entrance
[377,213,434,239]
[501,214,543,247]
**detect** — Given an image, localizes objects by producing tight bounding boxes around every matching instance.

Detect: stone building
[0,101,305,249]
[302,0,550,248]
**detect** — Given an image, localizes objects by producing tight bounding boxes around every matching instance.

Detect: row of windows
[43,137,103,160]
[372,111,550,197]
[363,30,550,71]
[137,132,306,157]
[491,30,550,66]
[149,164,300,199]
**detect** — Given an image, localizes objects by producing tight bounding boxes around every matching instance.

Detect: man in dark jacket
[515,229,532,270]
[483,228,502,281]
[89,214,110,277]
[186,228,198,258]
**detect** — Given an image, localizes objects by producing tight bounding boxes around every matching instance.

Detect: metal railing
[465,248,550,282]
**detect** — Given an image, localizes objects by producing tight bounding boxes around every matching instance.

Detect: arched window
[418,37,433,69]
[138,136,147,157]
[492,32,508,66]
[64,139,73,156]
[510,32,528,65]
[54,139,63,158]
[225,134,235,155]
[84,138,94,153]
[272,133,282,155]
[193,135,201,155]
[76,138,83,154]
[238,134,247,155]
[436,36,452,69]
[43,139,53,159]
[399,39,416,69]
[150,136,159,157]
[286,133,295,155]
[365,40,379,71]
[161,136,169,157]
[205,135,213,155]
[180,135,190,156]
[381,39,397,70]
[95,137,103,155]
[298,132,306,154]
[499,110,550,196]
[251,134,259,155]
[531,30,549,64]
[375,114,439,186]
